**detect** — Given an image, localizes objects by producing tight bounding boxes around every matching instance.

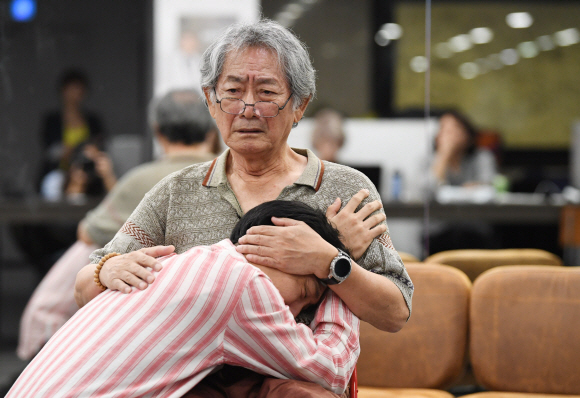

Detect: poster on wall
[154,0,259,97]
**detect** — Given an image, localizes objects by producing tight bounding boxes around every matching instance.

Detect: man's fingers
[139,245,175,258]
[270,217,302,227]
[369,223,388,239]
[357,200,383,220]
[245,225,284,236]
[120,271,149,290]
[343,189,370,213]
[236,244,276,259]
[243,254,277,268]
[109,279,132,294]
[326,197,341,219]
[128,262,156,284]
[362,213,387,229]
[237,234,275,247]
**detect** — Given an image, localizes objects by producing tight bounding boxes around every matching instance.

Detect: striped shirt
[8,240,360,397]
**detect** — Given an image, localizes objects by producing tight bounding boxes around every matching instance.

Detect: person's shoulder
[145,159,216,190]
[321,161,379,193]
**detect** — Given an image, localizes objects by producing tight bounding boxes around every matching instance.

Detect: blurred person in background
[16,90,218,361]
[311,108,345,163]
[430,110,496,188]
[426,110,499,254]
[74,19,411,397]
[40,69,105,185]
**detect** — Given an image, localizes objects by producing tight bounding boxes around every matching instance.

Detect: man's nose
[241,93,258,118]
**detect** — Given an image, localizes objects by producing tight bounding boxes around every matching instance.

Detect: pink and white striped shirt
[8,239,359,397]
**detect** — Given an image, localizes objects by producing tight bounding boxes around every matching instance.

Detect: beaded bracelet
[94,252,120,291]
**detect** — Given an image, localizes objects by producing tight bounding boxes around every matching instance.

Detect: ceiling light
[435,42,453,58]
[554,28,580,47]
[448,34,473,52]
[410,56,428,73]
[500,48,520,65]
[375,31,391,46]
[506,12,533,29]
[475,58,491,74]
[487,54,504,70]
[380,23,403,40]
[459,62,479,79]
[517,41,539,58]
[536,35,556,51]
[470,27,494,44]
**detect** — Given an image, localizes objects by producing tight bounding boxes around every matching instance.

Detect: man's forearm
[330,261,409,332]
[74,264,103,308]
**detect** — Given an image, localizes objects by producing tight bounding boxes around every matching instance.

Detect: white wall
[288,117,439,259]
[288,118,438,202]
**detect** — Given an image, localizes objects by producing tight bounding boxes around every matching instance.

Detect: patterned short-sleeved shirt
[90,148,414,322]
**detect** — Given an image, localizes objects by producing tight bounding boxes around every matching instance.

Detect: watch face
[334,257,351,278]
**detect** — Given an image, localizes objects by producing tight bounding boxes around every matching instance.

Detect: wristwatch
[320,249,352,285]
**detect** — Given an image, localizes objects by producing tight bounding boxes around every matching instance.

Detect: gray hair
[200,19,316,111]
[149,90,216,145]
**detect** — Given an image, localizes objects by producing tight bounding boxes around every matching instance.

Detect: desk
[383,202,562,224]
[0,199,99,224]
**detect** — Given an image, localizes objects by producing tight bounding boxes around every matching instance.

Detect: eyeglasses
[214,89,293,118]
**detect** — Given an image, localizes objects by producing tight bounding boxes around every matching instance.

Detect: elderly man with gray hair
[75,19,413,397]
[17,90,217,361]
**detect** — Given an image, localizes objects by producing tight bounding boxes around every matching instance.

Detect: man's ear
[293,96,311,126]
[204,88,218,119]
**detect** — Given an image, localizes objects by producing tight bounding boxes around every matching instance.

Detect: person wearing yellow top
[40,69,105,181]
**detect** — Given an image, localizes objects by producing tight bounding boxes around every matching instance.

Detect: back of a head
[312,108,345,147]
[151,90,216,145]
[230,200,349,256]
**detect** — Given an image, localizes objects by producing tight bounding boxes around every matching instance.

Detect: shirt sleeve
[88,174,171,264]
[224,274,360,395]
[353,172,414,319]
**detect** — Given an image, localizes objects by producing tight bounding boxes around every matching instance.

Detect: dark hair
[151,90,216,145]
[435,109,479,155]
[230,200,350,257]
[59,69,89,91]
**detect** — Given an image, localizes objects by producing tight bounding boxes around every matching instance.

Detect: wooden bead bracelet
[94,252,120,291]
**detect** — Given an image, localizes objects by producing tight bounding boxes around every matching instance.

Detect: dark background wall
[0,0,151,196]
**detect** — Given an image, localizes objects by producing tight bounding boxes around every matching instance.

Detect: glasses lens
[254,102,279,117]
[220,98,245,115]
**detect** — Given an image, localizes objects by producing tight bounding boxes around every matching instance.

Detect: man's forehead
[219,48,286,84]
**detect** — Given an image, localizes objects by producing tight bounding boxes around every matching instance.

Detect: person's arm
[74,175,174,307]
[225,276,360,395]
[236,184,413,332]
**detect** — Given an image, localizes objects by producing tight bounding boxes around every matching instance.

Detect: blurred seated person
[8,201,359,398]
[40,69,105,182]
[431,110,496,188]
[426,110,499,254]
[17,90,217,360]
[41,139,116,203]
[311,108,345,163]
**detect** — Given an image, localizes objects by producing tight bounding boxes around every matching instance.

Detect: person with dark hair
[431,110,496,187]
[17,90,217,361]
[8,201,359,398]
[40,68,105,181]
[426,111,498,254]
[74,19,412,397]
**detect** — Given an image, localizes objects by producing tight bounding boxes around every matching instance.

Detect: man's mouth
[236,128,263,134]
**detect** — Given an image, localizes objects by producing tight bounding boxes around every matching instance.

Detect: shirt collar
[202,147,325,192]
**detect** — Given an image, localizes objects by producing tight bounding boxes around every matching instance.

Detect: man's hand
[326,189,387,260]
[98,245,175,293]
[236,218,337,279]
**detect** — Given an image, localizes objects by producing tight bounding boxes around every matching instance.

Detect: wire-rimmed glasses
[214,89,293,118]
